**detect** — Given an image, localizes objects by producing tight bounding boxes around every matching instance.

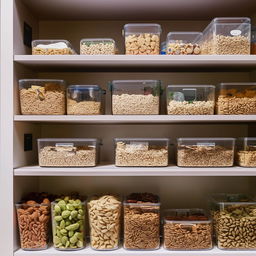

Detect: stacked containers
[237,137,256,167]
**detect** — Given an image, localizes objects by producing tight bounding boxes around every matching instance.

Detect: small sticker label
[230,30,241,36]
[197,142,215,147]
[56,143,74,147]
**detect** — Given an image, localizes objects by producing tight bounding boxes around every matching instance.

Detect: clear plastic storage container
[167,85,215,115]
[123,24,161,55]
[210,193,256,250]
[115,138,169,167]
[32,40,76,55]
[163,209,213,250]
[80,38,116,55]
[166,32,202,55]
[19,79,66,115]
[201,17,251,55]
[38,138,99,167]
[177,138,235,167]
[110,80,161,115]
[67,85,105,115]
[52,196,86,250]
[217,83,256,115]
[87,195,121,250]
[237,137,256,167]
[124,193,160,250]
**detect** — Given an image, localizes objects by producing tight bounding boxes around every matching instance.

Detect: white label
[55,143,74,147]
[197,142,215,147]
[230,30,241,36]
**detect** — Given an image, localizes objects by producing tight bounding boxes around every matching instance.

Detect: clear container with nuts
[167,85,215,115]
[163,209,213,250]
[217,83,256,115]
[16,199,51,250]
[87,195,121,250]
[38,138,100,167]
[210,193,256,250]
[67,85,105,115]
[80,38,116,55]
[19,79,66,115]
[201,17,251,55]
[166,32,202,55]
[124,193,160,250]
[124,23,161,55]
[177,138,235,167]
[237,137,256,167]
[115,138,169,167]
[110,80,161,115]
[32,40,76,55]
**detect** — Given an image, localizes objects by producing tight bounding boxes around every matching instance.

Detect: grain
[67,99,101,115]
[80,42,115,55]
[237,150,256,167]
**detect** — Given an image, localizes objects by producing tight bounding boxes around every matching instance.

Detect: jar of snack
[237,137,256,167]
[32,40,75,55]
[167,85,215,115]
[88,195,121,250]
[19,79,66,115]
[177,138,235,167]
[38,138,100,167]
[124,193,160,250]
[52,196,86,250]
[67,85,105,115]
[163,209,213,250]
[123,24,161,55]
[217,83,256,115]
[115,138,169,167]
[110,80,161,115]
[166,32,202,55]
[210,193,256,250]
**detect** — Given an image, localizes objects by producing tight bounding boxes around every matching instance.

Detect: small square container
[87,195,121,250]
[19,79,66,115]
[123,193,160,250]
[177,138,235,167]
[167,85,215,115]
[123,24,161,55]
[210,193,256,250]
[217,83,256,115]
[67,85,105,115]
[52,196,86,250]
[237,137,256,167]
[32,40,76,55]
[201,17,251,55]
[115,138,169,167]
[110,80,161,115]
[166,32,202,55]
[38,138,100,167]
[163,209,213,250]
[80,38,116,55]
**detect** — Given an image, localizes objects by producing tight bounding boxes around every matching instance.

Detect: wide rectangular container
[38,138,99,167]
[167,85,215,115]
[110,80,161,115]
[177,138,235,167]
[115,138,169,167]
[237,137,256,167]
[163,209,213,250]
[123,23,161,55]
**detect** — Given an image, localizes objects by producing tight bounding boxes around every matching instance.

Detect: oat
[67,99,101,115]
[80,42,115,55]
[39,145,96,167]
[167,101,214,115]
[112,94,159,115]
[32,47,73,55]
[20,83,66,115]
[237,150,256,167]
[167,42,201,55]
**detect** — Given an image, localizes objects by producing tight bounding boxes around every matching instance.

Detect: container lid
[177,137,235,142]
[68,85,101,91]
[167,32,203,43]
[211,193,255,204]
[212,17,251,25]
[38,138,98,142]
[123,23,161,35]
[19,79,66,88]
[81,38,115,43]
[168,85,215,88]
[115,138,169,142]
[124,193,160,206]
[219,82,256,87]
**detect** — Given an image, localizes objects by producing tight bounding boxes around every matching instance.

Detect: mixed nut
[167,42,201,55]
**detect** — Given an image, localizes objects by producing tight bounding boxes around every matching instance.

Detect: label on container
[128,141,149,150]
[230,30,242,36]
[197,142,215,147]
[183,88,197,102]
[55,143,74,147]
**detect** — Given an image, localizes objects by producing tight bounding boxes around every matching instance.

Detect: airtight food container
[115,138,169,167]
[237,137,256,167]
[166,32,202,55]
[110,80,161,115]
[123,24,161,55]
[201,17,251,55]
[38,138,100,167]
[210,193,256,250]
[167,85,215,115]
[217,83,256,115]
[177,138,235,167]
[67,85,105,115]
[32,40,76,55]
[163,209,213,250]
[19,79,66,115]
